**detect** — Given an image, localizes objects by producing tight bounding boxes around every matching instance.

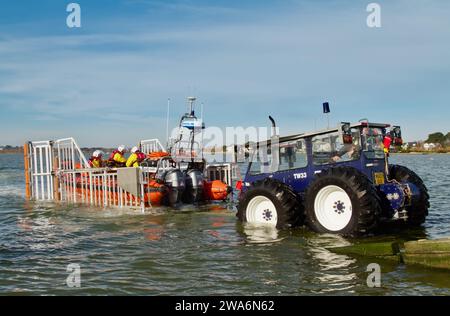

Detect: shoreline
[0,150,23,154]
[392,151,450,155]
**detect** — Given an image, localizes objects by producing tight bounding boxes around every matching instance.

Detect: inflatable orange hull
[203,180,230,201]
[144,180,167,206]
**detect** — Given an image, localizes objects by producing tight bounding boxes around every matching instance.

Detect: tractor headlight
[341,122,352,144]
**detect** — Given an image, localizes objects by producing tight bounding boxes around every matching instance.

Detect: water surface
[0,153,449,295]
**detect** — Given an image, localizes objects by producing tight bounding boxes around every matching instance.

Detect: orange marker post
[23,143,31,199]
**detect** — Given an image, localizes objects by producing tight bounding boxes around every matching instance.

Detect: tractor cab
[244,121,398,192]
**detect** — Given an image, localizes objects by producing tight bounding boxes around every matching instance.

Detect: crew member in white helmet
[126,146,146,167]
[89,150,104,168]
[108,145,127,167]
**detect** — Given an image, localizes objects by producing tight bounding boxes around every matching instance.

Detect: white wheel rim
[246,196,278,227]
[314,185,352,231]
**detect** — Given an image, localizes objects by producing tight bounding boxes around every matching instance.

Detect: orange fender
[203,180,230,201]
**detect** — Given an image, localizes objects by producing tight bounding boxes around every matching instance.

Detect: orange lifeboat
[144,180,167,206]
[203,180,230,201]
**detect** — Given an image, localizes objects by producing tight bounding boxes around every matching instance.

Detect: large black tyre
[388,164,429,226]
[237,178,303,229]
[304,167,381,236]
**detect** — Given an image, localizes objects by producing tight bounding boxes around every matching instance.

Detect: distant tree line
[0,145,23,153]
[0,145,22,149]
[425,132,450,146]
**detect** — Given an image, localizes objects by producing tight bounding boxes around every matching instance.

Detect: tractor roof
[247,122,391,147]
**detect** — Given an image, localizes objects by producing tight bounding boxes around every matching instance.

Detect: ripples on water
[0,153,449,295]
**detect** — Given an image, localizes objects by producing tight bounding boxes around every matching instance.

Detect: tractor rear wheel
[304,167,381,236]
[237,178,303,229]
[388,164,429,226]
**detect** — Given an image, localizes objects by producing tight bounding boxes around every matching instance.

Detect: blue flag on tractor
[323,102,330,113]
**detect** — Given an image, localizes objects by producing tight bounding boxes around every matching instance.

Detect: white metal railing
[26,137,163,209]
[58,168,146,211]
[139,139,165,154]
[29,140,54,201]
[55,138,89,170]
[141,157,174,183]
[205,163,234,186]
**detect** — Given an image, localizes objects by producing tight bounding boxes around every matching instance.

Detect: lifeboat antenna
[166,98,170,147]
[201,102,204,121]
[188,96,196,115]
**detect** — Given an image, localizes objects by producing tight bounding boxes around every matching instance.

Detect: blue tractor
[237,118,429,236]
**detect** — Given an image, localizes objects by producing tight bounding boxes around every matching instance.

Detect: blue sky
[0,0,449,146]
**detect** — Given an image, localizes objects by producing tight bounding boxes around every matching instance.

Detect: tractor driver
[332,143,359,162]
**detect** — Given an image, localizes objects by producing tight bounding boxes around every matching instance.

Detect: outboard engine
[182,169,205,204]
[162,169,185,206]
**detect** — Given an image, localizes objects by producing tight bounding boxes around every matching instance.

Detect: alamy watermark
[169,125,279,164]
[66,263,81,288]
[367,3,381,28]
[66,3,380,29]
[66,3,81,28]
[366,263,381,288]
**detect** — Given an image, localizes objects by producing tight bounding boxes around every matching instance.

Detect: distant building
[423,143,437,151]
[402,142,418,150]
